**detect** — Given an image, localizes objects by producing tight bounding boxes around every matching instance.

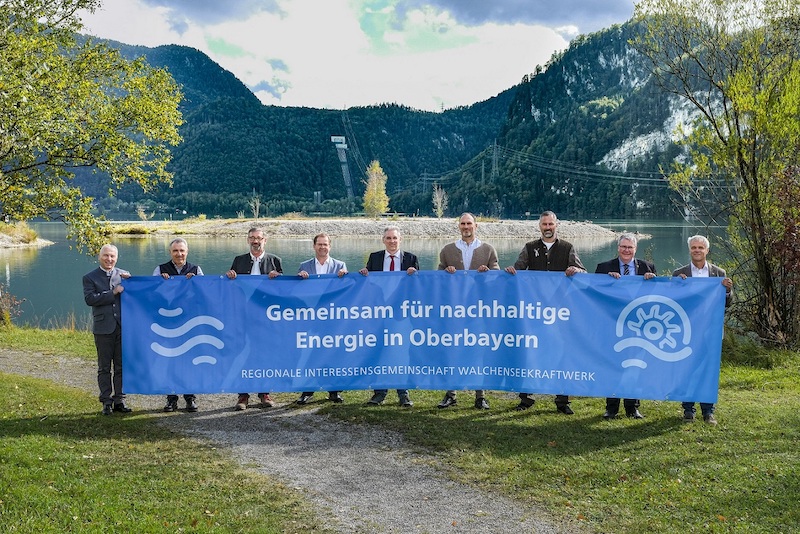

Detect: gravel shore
[0,349,585,534]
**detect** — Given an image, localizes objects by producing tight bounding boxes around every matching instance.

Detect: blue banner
[122,271,726,402]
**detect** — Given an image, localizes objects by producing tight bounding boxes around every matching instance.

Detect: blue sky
[80,0,636,111]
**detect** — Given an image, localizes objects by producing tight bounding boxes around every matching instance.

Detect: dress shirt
[455,239,481,270]
[691,262,710,277]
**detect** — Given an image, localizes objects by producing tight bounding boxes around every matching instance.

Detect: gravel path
[0,349,585,534]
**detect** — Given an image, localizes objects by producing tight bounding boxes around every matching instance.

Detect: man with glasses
[226,227,283,411]
[595,232,656,419]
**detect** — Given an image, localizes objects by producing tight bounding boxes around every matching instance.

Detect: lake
[1,220,723,328]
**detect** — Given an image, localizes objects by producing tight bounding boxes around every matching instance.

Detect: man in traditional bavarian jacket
[504,210,586,414]
[153,237,203,413]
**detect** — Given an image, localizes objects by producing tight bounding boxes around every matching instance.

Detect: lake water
[2,220,723,328]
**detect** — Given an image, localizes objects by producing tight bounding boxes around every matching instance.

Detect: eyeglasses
[618,245,635,250]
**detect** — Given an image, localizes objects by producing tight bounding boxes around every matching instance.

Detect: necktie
[389,255,396,271]
[251,257,261,275]
[623,263,630,275]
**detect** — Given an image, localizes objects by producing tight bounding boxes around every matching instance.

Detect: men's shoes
[603,410,618,420]
[683,411,695,422]
[163,399,178,412]
[258,393,275,408]
[556,404,574,415]
[328,392,344,403]
[102,403,113,416]
[235,394,249,411]
[296,393,314,405]
[516,397,535,411]
[367,392,386,405]
[186,399,198,412]
[113,402,132,413]
[398,393,414,408]
[437,394,457,409]
[626,410,645,419]
[474,397,490,410]
[703,414,718,425]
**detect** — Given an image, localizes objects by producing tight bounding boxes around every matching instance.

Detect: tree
[362,160,389,217]
[432,183,448,218]
[0,0,183,252]
[633,0,800,346]
[248,190,261,220]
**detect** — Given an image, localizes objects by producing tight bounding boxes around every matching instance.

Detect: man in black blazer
[226,227,283,411]
[672,234,733,426]
[359,225,419,407]
[595,232,656,420]
[83,244,131,415]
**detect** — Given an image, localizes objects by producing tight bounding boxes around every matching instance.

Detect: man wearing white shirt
[295,233,348,405]
[360,226,419,407]
[673,235,733,425]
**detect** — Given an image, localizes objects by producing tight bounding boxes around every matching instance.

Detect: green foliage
[362,160,390,217]
[633,0,800,346]
[0,0,183,254]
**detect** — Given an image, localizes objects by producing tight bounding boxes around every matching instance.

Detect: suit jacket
[230,252,283,275]
[364,250,419,272]
[298,257,347,275]
[673,262,732,307]
[438,242,500,271]
[595,257,656,276]
[83,267,123,334]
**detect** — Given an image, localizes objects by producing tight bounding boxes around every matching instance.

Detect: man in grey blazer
[595,233,656,420]
[83,244,131,415]
[673,235,733,426]
[296,233,348,405]
[437,213,499,410]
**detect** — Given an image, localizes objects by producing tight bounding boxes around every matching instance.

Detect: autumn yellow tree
[362,160,389,217]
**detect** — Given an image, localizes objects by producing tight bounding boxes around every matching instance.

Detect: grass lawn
[2,328,799,533]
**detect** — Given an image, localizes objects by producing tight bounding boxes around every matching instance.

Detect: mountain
[86,21,686,220]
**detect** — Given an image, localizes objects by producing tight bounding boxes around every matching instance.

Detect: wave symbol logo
[613,295,692,369]
[150,307,225,365]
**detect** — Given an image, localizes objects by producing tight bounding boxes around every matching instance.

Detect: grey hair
[618,233,637,247]
[687,235,710,250]
[383,225,401,236]
[169,237,188,249]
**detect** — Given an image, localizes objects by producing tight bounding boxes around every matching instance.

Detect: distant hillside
[82,21,686,220]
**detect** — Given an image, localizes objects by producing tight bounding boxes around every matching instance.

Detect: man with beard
[505,211,586,414]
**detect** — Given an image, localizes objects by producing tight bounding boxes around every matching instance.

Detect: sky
[79,0,637,112]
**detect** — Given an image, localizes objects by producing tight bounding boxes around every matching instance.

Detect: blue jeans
[682,401,715,416]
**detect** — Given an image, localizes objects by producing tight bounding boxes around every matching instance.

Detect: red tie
[389,255,395,271]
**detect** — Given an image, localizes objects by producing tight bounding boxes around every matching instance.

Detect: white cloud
[79,0,611,111]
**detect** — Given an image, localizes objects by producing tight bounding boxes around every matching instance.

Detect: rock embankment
[149,217,617,240]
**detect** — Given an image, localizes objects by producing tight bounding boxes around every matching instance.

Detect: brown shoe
[235,394,249,411]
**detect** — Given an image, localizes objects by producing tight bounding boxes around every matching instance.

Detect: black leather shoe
[474,397,490,410]
[398,394,413,407]
[113,402,132,413]
[516,398,535,411]
[367,392,386,405]
[163,400,178,412]
[437,394,457,408]
[186,399,198,412]
[626,410,644,419]
[556,404,574,415]
[328,392,344,403]
[296,393,314,405]
[102,403,113,416]
[603,410,618,420]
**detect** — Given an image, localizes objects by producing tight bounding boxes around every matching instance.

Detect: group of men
[82,211,732,425]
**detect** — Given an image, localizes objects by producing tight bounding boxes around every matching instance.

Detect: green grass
[2,328,799,533]
[0,372,331,533]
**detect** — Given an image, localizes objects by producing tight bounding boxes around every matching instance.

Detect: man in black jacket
[505,211,585,414]
[226,227,282,411]
[154,237,203,413]
[595,232,656,420]
[359,225,419,407]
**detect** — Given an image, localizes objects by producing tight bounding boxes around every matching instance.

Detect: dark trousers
[95,325,123,405]
[167,394,196,402]
[605,397,640,414]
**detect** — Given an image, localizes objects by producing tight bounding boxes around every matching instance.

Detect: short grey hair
[618,233,637,247]
[169,237,188,249]
[687,235,710,250]
[383,225,401,237]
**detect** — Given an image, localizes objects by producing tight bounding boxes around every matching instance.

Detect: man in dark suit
[154,237,203,413]
[505,210,586,414]
[83,244,131,415]
[595,232,657,420]
[673,235,733,426]
[295,233,348,405]
[226,227,283,411]
[437,213,499,410]
[359,225,419,407]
